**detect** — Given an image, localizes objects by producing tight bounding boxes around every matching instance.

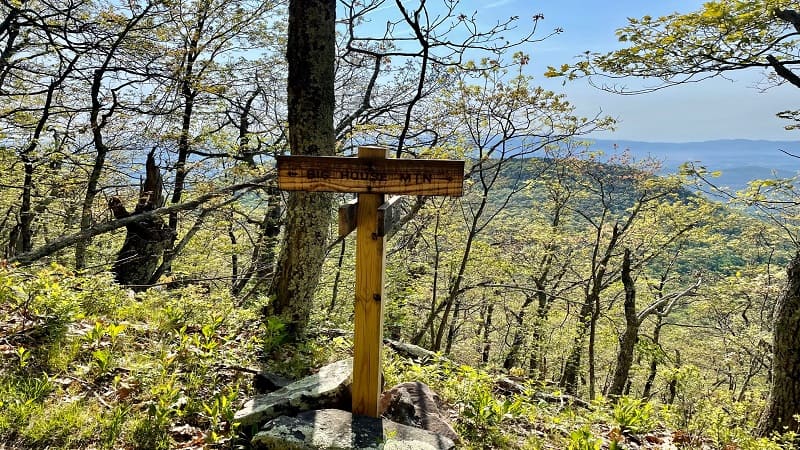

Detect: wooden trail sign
[276,146,464,417]
[276,154,463,196]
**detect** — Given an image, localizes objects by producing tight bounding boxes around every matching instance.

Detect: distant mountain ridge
[587,138,799,191]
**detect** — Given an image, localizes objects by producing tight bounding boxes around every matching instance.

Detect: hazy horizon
[457,0,800,142]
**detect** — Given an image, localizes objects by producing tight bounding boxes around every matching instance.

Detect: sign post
[352,146,387,417]
[276,146,464,417]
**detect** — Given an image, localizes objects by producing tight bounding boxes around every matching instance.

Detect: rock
[381,388,417,426]
[251,409,456,450]
[253,371,292,394]
[379,382,459,444]
[234,359,352,427]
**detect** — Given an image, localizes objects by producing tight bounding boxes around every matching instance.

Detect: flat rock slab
[252,409,456,450]
[234,359,353,427]
[379,382,459,443]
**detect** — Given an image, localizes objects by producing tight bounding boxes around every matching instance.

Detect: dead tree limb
[8,173,274,266]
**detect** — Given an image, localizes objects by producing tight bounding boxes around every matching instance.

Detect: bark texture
[560,296,595,396]
[641,316,663,399]
[608,248,638,397]
[503,294,534,370]
[267,0,336,337]
[560,221,625,398]
[758,251,800,436]
[110,153,173,289]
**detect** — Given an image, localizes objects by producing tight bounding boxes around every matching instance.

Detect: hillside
[1,153,796,449]
[4,0,800,448]
[491,156,791,274]
[588,139,799,191]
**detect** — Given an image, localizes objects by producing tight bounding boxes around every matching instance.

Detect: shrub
[612,396,657,434]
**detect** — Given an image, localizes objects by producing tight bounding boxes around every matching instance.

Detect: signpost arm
[352,146,387,417]
[338,198,358,238]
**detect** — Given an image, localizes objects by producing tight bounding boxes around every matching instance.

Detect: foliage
[261,315,289,354]
[0,0,795,448]
[452,365,525,446]
[566,426,602,450]
[611,396,657,434]
[0,253,793,449]
[546,0,799,92]
[0,265,263,449]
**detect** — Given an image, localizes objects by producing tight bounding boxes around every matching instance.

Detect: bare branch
[8,173,274,266]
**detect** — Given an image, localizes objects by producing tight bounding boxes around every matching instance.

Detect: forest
[1,0,799,449]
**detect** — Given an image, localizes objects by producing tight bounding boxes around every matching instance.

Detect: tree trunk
[267,0,336,338]
[503,293,534,370]
[666,350,681,405]
[110,153,173,289]
[411,209,442,346]
[9,55,77,257]
[561,295,596,396]
[231,185,281,297]
[149,2,208,285]
[432,196,486,351]
[229,216,238,284]
[588,294,600,399]
[481,302,494,364]
[609,248,638,397]
[76,65,111,269]
[562,223,621,397]
[529,289,553,378]
[75,5,150,268]
[433,289,456,351]
[642,316,663,399]
[757,251,800,436]
[16,157,34,254]
[328,239,346,313]
[444,297,462,355]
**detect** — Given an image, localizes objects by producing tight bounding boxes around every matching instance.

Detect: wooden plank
[352,146,386,417]
[377,196,404,238]
[340,195,406,239]
[338,198,358,238]
[276,155,464,197]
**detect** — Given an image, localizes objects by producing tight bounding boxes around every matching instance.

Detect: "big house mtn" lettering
[277,154,462,196]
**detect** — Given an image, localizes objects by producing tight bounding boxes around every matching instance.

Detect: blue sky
[455,0,800,142]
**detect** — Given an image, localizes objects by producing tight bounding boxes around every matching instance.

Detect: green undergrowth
[0,264,268,449]
[383,353,797,449]
[0,264,797,449]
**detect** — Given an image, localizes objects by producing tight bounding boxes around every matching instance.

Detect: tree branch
[638,276,702,323]
[8,173,274,266]
[766,54,800,88]
[775,9,800,33]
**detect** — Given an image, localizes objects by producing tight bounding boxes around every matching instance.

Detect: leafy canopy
[546,0,800,92]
